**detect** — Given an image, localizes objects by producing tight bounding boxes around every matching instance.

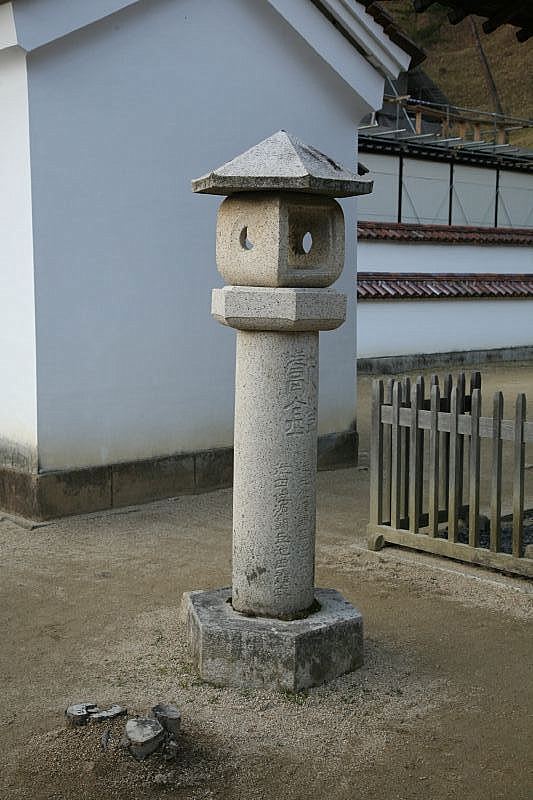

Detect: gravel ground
[2,460,533,799]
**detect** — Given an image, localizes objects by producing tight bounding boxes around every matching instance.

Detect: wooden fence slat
[416,375,425,524]
[428,384,440,537]
[490,391,503,552]
[409,382,422,533]
[469,388,481,548]
[391,381,402,530]
[441,374,452,512]
[448,385,460,543]
[471,371,482,391]
[457,373,466,507]
[382,379,393,523]
[402,377,411,523]
[370,379,384,525]
[513,393,526,558]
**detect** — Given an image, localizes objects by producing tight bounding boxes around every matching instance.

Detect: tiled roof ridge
[358,221,533,246]
[357,271,533,300]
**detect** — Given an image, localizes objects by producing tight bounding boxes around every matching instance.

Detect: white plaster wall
[0,46,37,469]
[358,298,533,358]
[358,241,533,274]
[357,153,399,222]
[499,170,533,229]
[11,0,140,51]
[27,0,371,471]
[452,164,496,227]
[402,158,449,225]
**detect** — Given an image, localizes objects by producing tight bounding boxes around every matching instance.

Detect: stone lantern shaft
[233,328,318,619]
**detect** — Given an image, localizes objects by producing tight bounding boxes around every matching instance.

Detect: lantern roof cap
[192,131,372,198]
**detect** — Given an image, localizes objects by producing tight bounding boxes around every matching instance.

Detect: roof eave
[0,3,17,51]
[313,0,419,76]
[192,174,374,197]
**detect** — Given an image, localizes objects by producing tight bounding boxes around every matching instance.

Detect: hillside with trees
[383,1,533,146]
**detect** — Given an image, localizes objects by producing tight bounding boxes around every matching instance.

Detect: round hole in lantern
[302,232,313,254]
[239,226,254,251]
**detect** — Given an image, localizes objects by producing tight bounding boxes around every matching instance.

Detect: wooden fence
[368,372,533,578]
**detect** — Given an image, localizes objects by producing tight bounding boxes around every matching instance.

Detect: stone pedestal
[182,587,363,692]
[185,131,369,690]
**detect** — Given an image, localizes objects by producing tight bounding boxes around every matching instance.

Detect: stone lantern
[182,131,372,691]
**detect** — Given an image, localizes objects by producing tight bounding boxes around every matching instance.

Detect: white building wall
[499,170,533,229]
[358,241,533,274]
[452,164,496,227]
[357,153,399,222]
[27,0,370,471]
[0,45,37,469]
[402,158,449,225]
[358,298,533,358]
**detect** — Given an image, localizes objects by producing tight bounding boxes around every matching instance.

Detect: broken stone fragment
[65,703,99,726]
[151,703,181,737]
[125,718,165,761]
[89,704,127,723]
[162,738,179,760]
[100,729,112,751]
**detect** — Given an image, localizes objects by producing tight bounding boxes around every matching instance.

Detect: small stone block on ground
[182,587,363,692]
[65,703,99,726]
[151,703,181,736]
[125,718,165,761]
[89,704,127,723]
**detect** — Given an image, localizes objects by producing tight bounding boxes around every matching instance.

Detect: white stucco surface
[0,47,37,466]
[356,152,398,222]
[357,298,533,358]
[25,0,374,470]
[0,3,17,49]
[10,0,141,51]
[451,164,496,227]
[358,241,533,274]
[499,170,533,229]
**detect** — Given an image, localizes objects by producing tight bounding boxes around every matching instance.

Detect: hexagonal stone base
[181,587,363,692]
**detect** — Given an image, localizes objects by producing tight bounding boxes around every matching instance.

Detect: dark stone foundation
[0,430,357,522]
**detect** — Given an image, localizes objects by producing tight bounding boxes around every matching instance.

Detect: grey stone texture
[65,702,99,726]
[151,703,181,736]
[232,330,318,619]
[212,286,346,332]
[215,193,344,288]
[192,130,372,197]
[89,704,127,723]
[182,587,363,692]
[65,702,127,726]
[125,718,165,761]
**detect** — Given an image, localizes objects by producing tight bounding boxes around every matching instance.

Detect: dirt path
[1,466,532,799]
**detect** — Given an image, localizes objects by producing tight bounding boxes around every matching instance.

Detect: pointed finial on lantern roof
[192,130,372,198]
